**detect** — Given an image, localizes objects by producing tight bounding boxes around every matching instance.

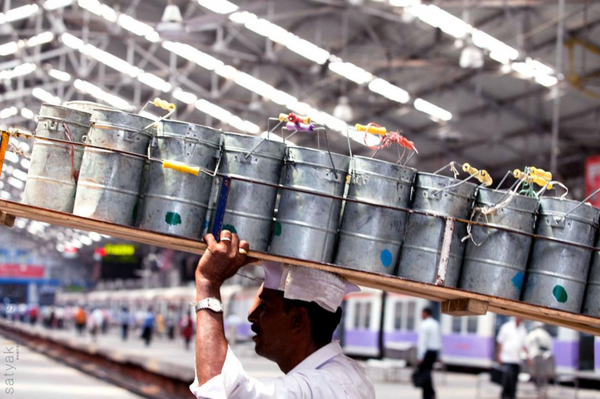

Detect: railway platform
[6,322,600,399]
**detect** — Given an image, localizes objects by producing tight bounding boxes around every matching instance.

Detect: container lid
[352,156,416,183]
[476,187,539,214]
[287,146,350,172]
[38,103,92,128]
[64,101,117,114]
[222,132,286,159]
[539,196,600,227]
[416,171,478,198]
[90,109,155,136]
[157,120,221,146]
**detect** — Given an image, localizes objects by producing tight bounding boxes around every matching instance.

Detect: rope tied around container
[360,122,418,164]
[62,122,79,183]
[8,141,30,159]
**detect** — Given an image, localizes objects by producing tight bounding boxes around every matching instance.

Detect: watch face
[208,298,223,312]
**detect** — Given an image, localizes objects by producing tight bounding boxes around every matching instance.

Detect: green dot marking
[223,224,237,234]
[552,285,568,303]
[165,211,182,226]
[273,222,282,237]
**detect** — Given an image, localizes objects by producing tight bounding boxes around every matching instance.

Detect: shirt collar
[289,341,344,373]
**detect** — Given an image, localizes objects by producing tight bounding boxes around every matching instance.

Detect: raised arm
[194,230,251,386]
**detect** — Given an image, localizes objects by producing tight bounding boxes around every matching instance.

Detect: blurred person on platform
[75,306,86,335]
[190,231,375,399]
[414,307,442,399]
[181,313,194,350]
[166,305,177,341]
[100,308,109,334]
[497,317,528,399]
[120,306,131,341]
[18,303,27,322]
[90,308,103,342]
[526,322,552,360]
[141,307,155,347]
[55,306,64,329]
[156,312,166,338]
[29,305,38,326]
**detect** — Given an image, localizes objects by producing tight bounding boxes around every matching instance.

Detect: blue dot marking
[380,249,393,268]
[511,271,524,292]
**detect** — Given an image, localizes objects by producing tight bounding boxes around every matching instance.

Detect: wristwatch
[191,298,224,313]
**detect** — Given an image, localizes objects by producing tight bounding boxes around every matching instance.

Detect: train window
[467,316,478,334]
[406,302,415,331]
[394,302,403,330]
[354,302,362,329]
[452,317,462,334]
[364,303,372,329]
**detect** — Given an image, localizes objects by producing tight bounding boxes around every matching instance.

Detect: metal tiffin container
[458,188,539,299]
[136,120,221,239]
[73,109,154,225]
[522,197,600,313]
[583,235,600,317]
[396,172,478,287]
[23,104,92,212]
[334,156,416,274]
[269,147,351,263]
[64,101,116,114]
[207,133,286,252]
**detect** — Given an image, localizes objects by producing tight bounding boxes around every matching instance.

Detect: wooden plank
[442,298,489,316]
[2,199,600,336]
[0,211,15,227]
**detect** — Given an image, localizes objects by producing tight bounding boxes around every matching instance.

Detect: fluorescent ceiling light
[73,79,134,110]
[0,106,18,119]
[414,98,452,121]
[61,32,84,49]
[173,88,198,104]
[20,158,31,169]
[89,232,102,242]
[78,0,117,22]
[11,168,28,182]
[162,41,224,71]
[197,0,239,14]
[32,88,61,104]
[368,78,410,104]
[0,42,18,56]
[328,57,373,85]
[0,31,54,57]
[20,108,35,120]
[48,68,72,82]
[0,4,40,25]
[27,31,54,47]
[195,99,259,133]
[137,72,172,92]
[44,0,75,11]
[0,191,10,200]
[3,148,19,163]
[7,177,24,190]
[0,63,37,81]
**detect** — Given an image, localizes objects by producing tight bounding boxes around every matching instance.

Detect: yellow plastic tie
[355,123,387,136]
[162,160,200,176]
[462,163,493,186]
[530,166,552,182]
[514,167,553,189]
[278,113,290,122]
[153,98,176,112]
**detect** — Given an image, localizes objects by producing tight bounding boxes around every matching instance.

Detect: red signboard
[0,264,45,278]
[586,156,600,208]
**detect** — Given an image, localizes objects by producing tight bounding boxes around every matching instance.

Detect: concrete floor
[11,323,600,398]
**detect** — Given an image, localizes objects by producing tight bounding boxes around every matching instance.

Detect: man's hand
[195,230,251,290]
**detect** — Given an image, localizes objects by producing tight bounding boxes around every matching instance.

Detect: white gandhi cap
[262,261,360,313]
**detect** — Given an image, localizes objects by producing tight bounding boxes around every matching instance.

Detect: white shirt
[190,341,375,399]
[497,320,527,364]
[417,317,442,360]
[525,328,552,359]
